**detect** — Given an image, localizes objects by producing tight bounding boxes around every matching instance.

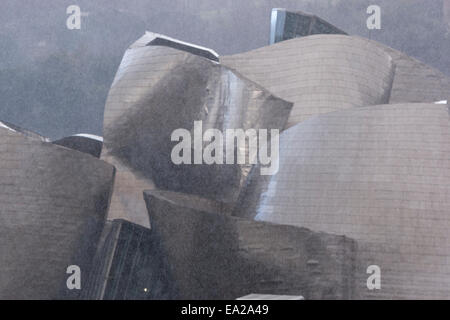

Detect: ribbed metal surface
[371,42,450,103]
[52,135,103,158]
[221,34,396,128]
[102,33,292,227]
[265,12,450,106]
[0,127,115,299]
[240,103,450,299]
[143,189,357,300]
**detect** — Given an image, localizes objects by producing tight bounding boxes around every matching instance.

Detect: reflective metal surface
[222,35,396,128]
[0,127,115,299]
[143,189,356,299]
[53,134,103,158]
[269,9,347,45]
[102,32,293,227]
[238,103,450,299]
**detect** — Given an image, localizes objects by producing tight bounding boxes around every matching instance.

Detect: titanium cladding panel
[370,41,450,103]
[143,189,357,300]
[221,34,396,128]
[102,32,292,227]
[0,127,115,299]
[246,103,450,299]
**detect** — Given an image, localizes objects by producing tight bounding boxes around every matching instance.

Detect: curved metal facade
[240,103,450,299]
[143,189,357,299]
[370,40,450,103]
[0,127,115,299]
[102,32,292,227]
[53,135,103,158]
[263,11,450,106]
[221,34,396,127]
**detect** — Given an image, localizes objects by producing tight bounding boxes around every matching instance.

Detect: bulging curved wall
[261,10,450,107]
[370,41,450,104]
[143,189,357,300]
[0,127,115,299]
[221,34,396,128]
[102,32,292,227]
[243,103,450,299]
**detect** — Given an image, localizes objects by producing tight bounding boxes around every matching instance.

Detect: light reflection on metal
[101,32,292,227]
